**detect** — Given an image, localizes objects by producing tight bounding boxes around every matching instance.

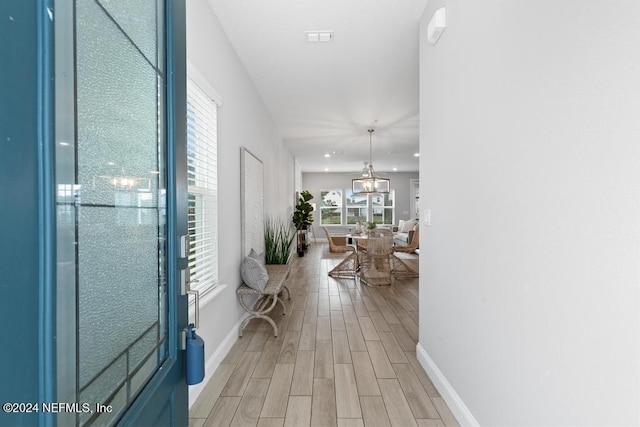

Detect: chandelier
[352,129,390,194]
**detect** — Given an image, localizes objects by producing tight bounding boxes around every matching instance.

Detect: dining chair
[358,227,392,252]
[323,226,354,253]
[392,227,419,278]
[360,233,394,286]
[394,226,419,254]
[323,227,358,279]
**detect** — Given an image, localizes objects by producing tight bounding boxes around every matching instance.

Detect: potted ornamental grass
[264,217,296,265]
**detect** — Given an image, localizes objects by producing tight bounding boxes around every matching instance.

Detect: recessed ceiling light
[305,31,334,43]
[414,153,420,157]
[393,167,398,171]
[324,153,330,158]
[107,162,115,166]
[324,168,329,172]
[59,141,70,146]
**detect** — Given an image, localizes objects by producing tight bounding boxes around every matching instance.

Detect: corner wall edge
[416,342,480,427]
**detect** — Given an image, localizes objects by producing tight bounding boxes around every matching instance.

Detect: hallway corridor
[189,243,458,426]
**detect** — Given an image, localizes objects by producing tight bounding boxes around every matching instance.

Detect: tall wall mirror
[240,148,264,257]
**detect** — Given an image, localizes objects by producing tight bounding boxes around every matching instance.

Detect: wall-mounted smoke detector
[305,31,334,42]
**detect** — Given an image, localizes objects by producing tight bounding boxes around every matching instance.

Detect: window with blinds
[186,76,218,296]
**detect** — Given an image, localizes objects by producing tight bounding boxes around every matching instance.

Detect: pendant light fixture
[352,129,390,194]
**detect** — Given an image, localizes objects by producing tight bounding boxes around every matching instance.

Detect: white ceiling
[208,0,427,173]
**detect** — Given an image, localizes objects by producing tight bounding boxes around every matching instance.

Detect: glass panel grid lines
[56,0,168,425]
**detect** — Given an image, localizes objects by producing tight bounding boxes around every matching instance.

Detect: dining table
[346,233,395,286]
[345,232,419,281]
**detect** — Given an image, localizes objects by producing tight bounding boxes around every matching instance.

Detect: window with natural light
[186,75,219,296]
[342,189,395,225]
[345,189,368,225]
[372,191,395,225]
[320,189,342,225]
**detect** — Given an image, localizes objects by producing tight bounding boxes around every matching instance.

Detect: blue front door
[0,1,188,426]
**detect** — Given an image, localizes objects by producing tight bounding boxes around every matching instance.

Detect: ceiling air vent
[305,31,334,43]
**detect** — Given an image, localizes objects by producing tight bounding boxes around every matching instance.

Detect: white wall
[419,1,640,425]
[186,0,295,404]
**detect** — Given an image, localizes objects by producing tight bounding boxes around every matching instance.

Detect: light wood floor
[189,243,459,427]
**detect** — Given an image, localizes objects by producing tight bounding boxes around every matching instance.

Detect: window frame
[186,65,222,298]
[319,189,343,225]
[371,190,395,226]
[340,189,396,225]
[345,189,368,225]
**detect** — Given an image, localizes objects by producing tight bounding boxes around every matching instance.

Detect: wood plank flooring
[190,243,459,427]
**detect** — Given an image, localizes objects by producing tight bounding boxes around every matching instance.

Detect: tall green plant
[292,190,314,230]
[292,190,314,254]
[264,217,296,264]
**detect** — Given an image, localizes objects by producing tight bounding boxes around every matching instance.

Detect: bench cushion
[240,251,269,291]
[263,265,290,293]
[237,264,290,295]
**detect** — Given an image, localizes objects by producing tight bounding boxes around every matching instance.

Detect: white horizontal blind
[187,76,218,295]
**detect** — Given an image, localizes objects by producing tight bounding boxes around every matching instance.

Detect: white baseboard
[188,315,248,408]
[416,343,480,427]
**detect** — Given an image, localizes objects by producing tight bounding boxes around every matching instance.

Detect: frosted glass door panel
[97,0,162,70]
[77,206,159,387]
[56,0,169,424]
[76,0,160,208]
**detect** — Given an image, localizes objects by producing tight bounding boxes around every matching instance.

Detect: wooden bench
[237,264,291,337]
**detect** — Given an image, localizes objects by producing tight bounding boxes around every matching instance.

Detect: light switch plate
[180,235,188,258]
[427,7,447,44]
[423,209,431,226]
